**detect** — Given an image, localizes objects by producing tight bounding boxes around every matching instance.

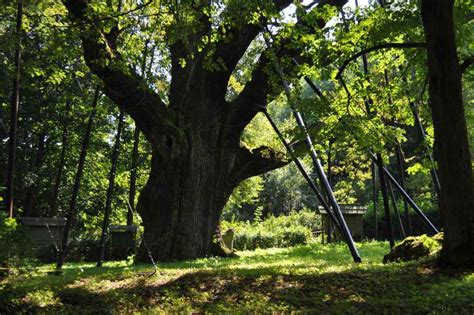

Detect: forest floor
[1,241,473,313]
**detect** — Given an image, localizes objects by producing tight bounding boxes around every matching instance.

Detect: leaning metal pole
[300,72,439,236]
[368,151,439,235]
[261,110,341,230]
[262,110,365,264]
[264,44,361,264]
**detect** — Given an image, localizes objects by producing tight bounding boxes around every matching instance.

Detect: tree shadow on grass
[53,261,473,313]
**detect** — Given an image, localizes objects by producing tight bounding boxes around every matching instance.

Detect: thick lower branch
[231,144,289,182]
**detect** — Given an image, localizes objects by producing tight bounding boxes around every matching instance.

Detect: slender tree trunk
[387,178,405,239]
[359,38,383,243]
[395,145,412,235]
[382,70,405,240]
[128,126,139,226]
[56,87,100,270]
[371,161,378,239]
[23,132,46,217]
[421,0,474,267]
[50,101,72,217]
[98,109,125,267]
[5,0,23,218]
[376,154,395,248]
[409,102,441,196]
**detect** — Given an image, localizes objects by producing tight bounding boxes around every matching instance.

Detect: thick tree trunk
[63,0,292,263]
[136,149,237,261]
[136,125,238,261]
[421,0,474,268]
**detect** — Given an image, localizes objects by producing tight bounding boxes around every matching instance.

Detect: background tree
[421,0,473,267]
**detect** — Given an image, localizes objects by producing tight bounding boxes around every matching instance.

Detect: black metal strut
[261,109,341,233]
[262,30,362,263]
[300,73,439,236]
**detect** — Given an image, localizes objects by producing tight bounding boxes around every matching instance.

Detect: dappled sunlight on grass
[1,241,472,313]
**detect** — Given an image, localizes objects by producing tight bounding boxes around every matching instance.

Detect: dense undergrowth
[1,241,473,313]
[221,209,320,250]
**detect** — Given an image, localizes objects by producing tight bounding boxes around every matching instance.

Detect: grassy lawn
[1,241,473,313]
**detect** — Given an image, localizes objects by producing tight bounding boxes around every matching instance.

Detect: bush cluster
[221,209,320,251]
[0,214,35,270]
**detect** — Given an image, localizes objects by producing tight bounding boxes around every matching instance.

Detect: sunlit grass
[1,241,473,313]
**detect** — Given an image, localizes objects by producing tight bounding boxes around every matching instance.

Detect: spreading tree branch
[335,42,426,80]
[213,0,293,76]
[63,0,173,139]
[226,0,348,136]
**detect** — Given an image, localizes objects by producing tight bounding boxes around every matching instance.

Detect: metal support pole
[387,178,406,239]
[299,70,439,236]
[264,110,361,262]
[369,151,439,234]
[262,110,341,232]
[264,42,361,263]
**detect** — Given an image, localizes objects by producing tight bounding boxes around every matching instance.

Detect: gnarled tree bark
[63,0,343,261]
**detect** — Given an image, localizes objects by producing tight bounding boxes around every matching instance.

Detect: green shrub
[222,209,319,251]
[0,214,35,270]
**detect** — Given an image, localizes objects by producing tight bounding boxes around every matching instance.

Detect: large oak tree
[62,0,345,261]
